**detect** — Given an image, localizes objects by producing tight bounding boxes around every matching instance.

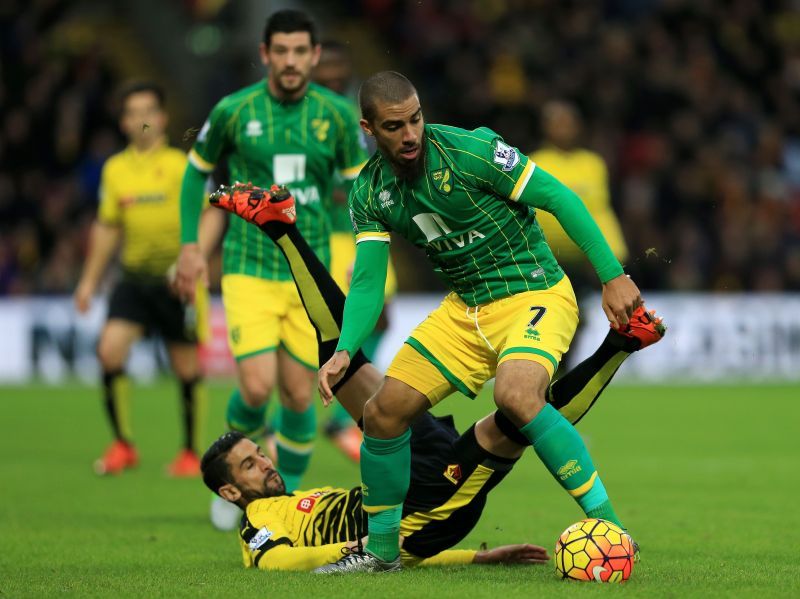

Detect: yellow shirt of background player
[98,143,187,277]
[98,142,210,342]
[529,147,628,265]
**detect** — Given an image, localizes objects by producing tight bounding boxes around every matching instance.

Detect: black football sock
[547,330,633,425]
[102,369,133,444]
[179,377,207,452]
[258,222,368,391]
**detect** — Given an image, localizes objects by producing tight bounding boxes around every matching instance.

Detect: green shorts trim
[235,345,278,363]
[279,342,317,372]
[405,337,476,399]
[497,346,559,373]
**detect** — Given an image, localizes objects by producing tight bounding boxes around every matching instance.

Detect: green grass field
[1,381,798,597]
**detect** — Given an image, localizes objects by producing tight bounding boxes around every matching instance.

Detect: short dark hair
[263,9,318,47]
[358,71,417,122]
[320,39,349,55]
[118,81,165,112]
[201,431,246,495]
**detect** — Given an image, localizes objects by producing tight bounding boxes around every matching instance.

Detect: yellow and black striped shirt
[238,486,476,570]
[239,486,364,571]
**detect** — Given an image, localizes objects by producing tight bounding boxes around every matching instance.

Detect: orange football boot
[167,449,201,478]
[209,183,296,226]
[614,306,666,351]
[94,440,138,475]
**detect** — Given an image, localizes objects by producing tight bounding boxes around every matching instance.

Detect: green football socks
[225,389,266,440]
[520,403,623,528]
[587,500,622,527]
[361,430,411,561]
[275,405,316,493]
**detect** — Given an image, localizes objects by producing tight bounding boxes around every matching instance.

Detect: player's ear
[219,484,241,504]
[359,119,374,137]
[310,43,321,68]
[259,42,269,68]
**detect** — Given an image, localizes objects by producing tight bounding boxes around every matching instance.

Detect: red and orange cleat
[209,183,296,226]
[167,449,202,478]
[614,306,666,351]
[94,440,138,476]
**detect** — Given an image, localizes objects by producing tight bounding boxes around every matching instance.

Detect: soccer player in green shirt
[315,71,644,572]
[174,10,368,517]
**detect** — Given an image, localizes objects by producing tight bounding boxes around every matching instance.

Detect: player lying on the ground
[200,184,664,571]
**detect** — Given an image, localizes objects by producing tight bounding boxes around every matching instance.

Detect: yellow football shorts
[329,232,398,298]
[385,276,579,404]
[221,274,317,368]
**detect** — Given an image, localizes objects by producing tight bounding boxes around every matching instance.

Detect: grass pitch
[1,381,798,597]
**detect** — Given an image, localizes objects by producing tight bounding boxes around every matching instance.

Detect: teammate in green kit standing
[174,10,367,526]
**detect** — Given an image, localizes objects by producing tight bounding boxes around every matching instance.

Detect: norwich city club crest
[430,167,453,195]
[310,118,330,142]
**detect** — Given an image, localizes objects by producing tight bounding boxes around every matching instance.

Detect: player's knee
[240,374,272,407]
[169,349,199,380]
[279,383,313,412]
[97,337,125,371]
[171,360,199,382]
[362,396,406,438]
[493,386,547,426]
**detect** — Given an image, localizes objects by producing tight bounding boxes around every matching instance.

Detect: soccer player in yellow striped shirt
[74,82,208,476]
[203,427,550,571]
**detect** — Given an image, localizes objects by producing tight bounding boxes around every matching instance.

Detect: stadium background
[1,0,799,596]
[2,0,799,381]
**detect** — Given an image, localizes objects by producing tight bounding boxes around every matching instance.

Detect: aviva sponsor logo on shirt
[273,154,319,205]
[412,212,485,251]
[288,185,320,205]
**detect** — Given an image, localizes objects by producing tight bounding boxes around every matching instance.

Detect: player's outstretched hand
[174,244,208,303]
[474,543,551,565]
[318,350,350,406]
[601,274,642,329]
[74,280,94,314]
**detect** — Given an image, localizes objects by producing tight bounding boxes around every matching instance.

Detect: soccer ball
[554,518,635,583]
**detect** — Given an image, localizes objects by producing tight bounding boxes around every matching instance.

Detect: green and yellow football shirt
[188,80,367,280]
[349,124,565,306]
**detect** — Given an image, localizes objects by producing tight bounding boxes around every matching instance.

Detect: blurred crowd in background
[2,0,799,296]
